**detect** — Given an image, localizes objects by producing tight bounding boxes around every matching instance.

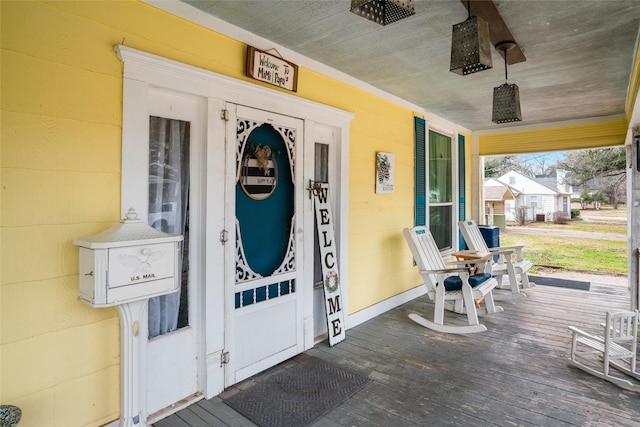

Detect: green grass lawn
[515,221,626,235]
[500,233,628,275]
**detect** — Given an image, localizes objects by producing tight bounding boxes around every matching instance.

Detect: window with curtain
[148,116,191,338]
[428,130,453,251]
[314,143,329,287]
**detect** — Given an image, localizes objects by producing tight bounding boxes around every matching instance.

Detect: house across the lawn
[487,170,573,224]
[483,178,515,229]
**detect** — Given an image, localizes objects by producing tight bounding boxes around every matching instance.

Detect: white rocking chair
[458,219,534,296]
[403,226,503,334]
[568,310,640,391]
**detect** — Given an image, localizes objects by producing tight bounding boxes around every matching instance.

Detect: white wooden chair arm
[496,245,525,261]
[500,244,525,251]
[488,248,514,254]
[446,259,487,267]
[487,248,514,264]
[568,326,603,343]
[420,267,468,275]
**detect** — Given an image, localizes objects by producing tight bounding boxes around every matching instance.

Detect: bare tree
[484,154,536,177]
[559,147,626,208]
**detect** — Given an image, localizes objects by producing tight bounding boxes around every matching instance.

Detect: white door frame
[116,45,353,401]
[304,124,345,342]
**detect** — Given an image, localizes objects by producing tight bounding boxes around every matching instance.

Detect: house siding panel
[479,120,627,156]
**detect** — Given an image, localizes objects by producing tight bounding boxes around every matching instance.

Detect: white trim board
[115,45,354,127]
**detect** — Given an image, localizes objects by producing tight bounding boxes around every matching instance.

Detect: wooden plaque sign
[246,46,298,92]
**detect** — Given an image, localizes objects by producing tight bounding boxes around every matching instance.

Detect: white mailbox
[74,209,183,307]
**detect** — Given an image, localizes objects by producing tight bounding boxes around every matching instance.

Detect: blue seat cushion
[442,273,492,291]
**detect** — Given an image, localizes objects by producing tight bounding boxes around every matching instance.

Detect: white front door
[223,104,305,384]
[145,90,204,420]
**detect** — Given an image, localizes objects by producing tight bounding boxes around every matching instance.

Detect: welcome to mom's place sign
[246,46,298,92]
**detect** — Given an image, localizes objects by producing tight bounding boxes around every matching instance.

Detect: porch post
[628,134,640,310]
[470,135,484,222]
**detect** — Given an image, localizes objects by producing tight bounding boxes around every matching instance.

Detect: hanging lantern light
[450,0,493,75]
[492,41,522,123]
[350,0,415,26]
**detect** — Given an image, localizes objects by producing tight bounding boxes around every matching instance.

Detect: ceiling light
[492,41,522,124]
[450,0,492,76]
[350,0,415,26]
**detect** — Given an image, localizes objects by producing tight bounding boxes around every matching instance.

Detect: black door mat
[529,275,590,291]
[223,356,370,427]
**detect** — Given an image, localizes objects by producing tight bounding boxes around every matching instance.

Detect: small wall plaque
[376,152,395,194]
[246,46,298,92]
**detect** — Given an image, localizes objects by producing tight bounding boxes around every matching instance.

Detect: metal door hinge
[219,230,228,245]
[220,351,230,366]
[220,109,229,121]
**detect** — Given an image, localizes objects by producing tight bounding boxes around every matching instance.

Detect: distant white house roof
[484,184,515,201]
[497,171,559,195]
[485,177,520,195]
[489,170,574,199]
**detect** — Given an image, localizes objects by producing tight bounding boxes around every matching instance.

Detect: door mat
[223,356,370,427]
[529,275,590,291]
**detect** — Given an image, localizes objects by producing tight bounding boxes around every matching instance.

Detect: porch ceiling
[179,0,640,132]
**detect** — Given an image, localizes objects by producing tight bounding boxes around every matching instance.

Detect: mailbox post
[74,209,183,427]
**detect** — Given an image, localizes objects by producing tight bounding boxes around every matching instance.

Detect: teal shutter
[458,134,466,249]
[414,117,426,226]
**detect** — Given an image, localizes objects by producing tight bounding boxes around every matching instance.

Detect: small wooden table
[452,250,492,275]
[451,250,492,308]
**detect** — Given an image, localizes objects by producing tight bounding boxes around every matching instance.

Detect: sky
[523,151,565,163]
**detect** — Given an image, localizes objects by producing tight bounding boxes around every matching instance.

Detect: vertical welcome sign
[312,182,346,346]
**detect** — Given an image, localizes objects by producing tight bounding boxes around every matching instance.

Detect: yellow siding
[1,1,421,424]
[479,119,628,156]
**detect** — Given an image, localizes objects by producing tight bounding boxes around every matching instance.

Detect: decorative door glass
[234,120,297,308]
[148,116,190,338]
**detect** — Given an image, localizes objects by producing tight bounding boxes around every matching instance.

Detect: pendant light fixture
[450,0,493,75]
[350,0,415,26]
[492,41,522,123]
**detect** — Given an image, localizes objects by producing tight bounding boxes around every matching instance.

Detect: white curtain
[429,131,453,249]
[148,116,190,338]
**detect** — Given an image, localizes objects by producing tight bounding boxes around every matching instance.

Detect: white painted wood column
[470,135,484,222]
[627,83,640,311]
[115,300,150,427]
[628,133,640,310]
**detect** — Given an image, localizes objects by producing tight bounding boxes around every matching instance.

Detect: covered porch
[154,280,638,427]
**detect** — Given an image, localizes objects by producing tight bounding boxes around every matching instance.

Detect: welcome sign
[246,46,298,92]
[311,182,346,346]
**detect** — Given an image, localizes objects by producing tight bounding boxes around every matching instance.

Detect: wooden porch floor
[153,281,639,427]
